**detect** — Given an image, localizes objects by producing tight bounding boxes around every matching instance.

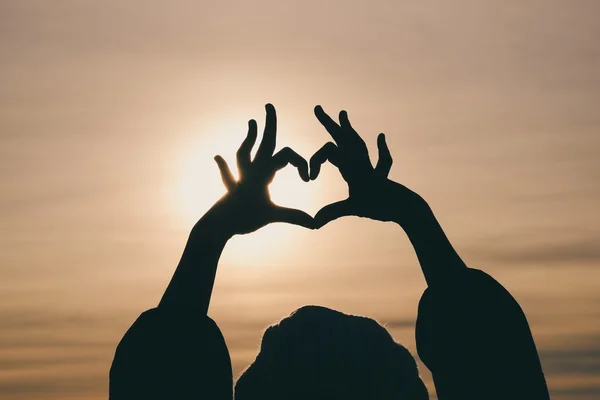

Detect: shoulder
[110,308,233,398]
[418,268,520,314]
[416,268,532,368]
[116,307,225,347]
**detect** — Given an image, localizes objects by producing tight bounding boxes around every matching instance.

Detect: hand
[310,105,424,228]
[207,103,314,236]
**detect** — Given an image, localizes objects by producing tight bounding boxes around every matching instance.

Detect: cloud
[550,385,600,398]
[0,308,119,398]
[466,237,600,266]
[0,373,104,397]
[381,319,416,329]
[540,338,600,376]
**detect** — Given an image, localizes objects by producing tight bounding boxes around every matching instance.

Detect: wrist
[192,206,235,244]
[384,181,431,228]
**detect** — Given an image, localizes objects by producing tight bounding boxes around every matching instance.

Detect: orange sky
[1,1,599,399]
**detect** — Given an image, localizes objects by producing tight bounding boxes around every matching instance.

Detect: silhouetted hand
[310,105,424,228]
[208,103,313,235]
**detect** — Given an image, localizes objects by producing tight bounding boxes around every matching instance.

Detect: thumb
[270,205,316,229]
[314,199,355,229]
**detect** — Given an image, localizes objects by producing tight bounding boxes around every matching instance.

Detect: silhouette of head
[235,305,428,399]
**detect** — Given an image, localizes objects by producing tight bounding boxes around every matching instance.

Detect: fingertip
[314,222,326,230]
[377,133,386,144]
[313,214,329,230]
[247,120,258,138]
[301,215,317,230]
[214,155,228,172]
[339,110,350,126]
[296,158,310,182]
[274,207,316,230]
[309,168,318,181]
[265,103,275,112]
[314,105,323,114]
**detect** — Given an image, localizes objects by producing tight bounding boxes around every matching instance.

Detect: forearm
[389,184,467,286]
[159,208,233,313]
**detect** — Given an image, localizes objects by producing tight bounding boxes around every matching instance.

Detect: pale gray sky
[1,1,599,398]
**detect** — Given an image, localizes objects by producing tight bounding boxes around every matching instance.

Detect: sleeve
[109,308,233,400]
[415,268,550,400]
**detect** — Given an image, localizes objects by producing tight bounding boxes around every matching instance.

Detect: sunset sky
[1,1,599,398]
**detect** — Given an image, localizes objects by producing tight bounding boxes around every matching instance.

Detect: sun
[167,116,318,267]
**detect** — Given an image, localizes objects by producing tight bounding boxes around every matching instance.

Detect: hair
[235,305,428,399]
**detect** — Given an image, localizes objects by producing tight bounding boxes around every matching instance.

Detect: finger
[270,205,315,229]
[214,155,236,191]
[374,133,393,177]
[271,147,310,182]
[314,199,356,229]
[339,110,367,148]
[309,142,339,180]
[314,105,344,145]
[236,119,258,176]
[254,103,277,163]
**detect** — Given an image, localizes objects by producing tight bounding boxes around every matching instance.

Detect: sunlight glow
[169,116,319,267]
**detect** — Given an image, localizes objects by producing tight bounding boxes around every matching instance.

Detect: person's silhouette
[110,104,314,399]
[235,305,428,400]
[109,103,550,400]
[309,105,550,399]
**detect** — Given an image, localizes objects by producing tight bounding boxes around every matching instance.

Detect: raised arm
[159,104,313,312]
[309,105,465,285]
[110,104,313,400]
[309,105,549,399]
[159,104,314,313]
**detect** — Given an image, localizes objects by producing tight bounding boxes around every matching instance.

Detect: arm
[159,103,312,312]
[309,105,549,399]
[380,182,468,287]
[309,106,466,285]
[157,211,231,314]
[110,104,314,400]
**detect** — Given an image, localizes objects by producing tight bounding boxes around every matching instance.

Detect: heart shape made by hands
[214,104,418,235]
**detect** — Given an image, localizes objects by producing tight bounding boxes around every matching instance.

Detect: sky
[0,0,599,398]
